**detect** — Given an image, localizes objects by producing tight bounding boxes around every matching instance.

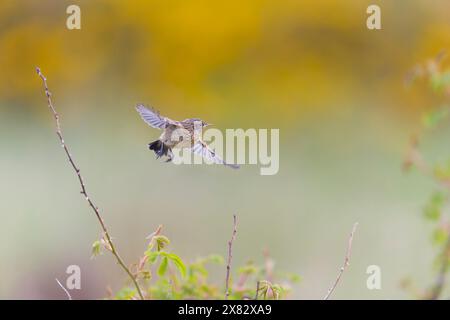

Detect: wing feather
[136,104,169,129]
[191,141,239,169]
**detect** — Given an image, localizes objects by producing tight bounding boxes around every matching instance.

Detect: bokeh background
[1,0,450,299]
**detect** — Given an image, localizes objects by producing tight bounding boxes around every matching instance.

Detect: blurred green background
[1,0,450,299]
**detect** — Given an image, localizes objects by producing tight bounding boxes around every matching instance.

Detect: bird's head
[201,120,211,127]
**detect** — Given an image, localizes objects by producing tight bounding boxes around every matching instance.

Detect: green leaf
[431,71,450,92]
[154,235,170,251]
[206,254,224,264]
[91,240,101,258]
[238,264,259,275]
[286,273,302,283]
[169,253,187,278]
[190,263,208,277]
[158,257,169,276]
[432,228,449,246]
[145,250,160,264]
[271,284,284,299]
[434,160,450,181]
[422,106,449,128]
[423,192,446,221]
[115,287,136,300]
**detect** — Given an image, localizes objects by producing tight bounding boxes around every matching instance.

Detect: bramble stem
[225,214,238,299]
[36,67,145,300]
[323,222,358,300]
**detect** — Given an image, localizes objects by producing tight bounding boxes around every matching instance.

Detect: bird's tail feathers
[149,140,170,159]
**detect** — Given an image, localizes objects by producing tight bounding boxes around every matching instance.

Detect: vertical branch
[36,67,144,300]
[225,214,238,299]
[254,281,260,300]
[323,222,358,300]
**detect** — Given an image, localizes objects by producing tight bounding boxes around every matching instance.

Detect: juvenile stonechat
[136,104,239,169]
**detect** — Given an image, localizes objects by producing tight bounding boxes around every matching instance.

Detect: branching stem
[225,214,238,299]
[36,67,144,300]
[323,222,358,300]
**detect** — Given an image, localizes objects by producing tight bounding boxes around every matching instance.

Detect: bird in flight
[136,104,239,169]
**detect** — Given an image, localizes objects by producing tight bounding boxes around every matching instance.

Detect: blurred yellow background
[1,0,450,299]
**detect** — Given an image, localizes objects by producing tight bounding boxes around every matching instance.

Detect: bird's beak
[205,123,212,127]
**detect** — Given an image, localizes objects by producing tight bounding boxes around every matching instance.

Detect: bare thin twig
[225,214,238,299]
[323,222,358,300]
[36,67,145,300]
[55,278,72,300]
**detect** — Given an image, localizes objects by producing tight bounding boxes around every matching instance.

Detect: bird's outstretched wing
[191,141,240,169]
[136,104,171,129]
